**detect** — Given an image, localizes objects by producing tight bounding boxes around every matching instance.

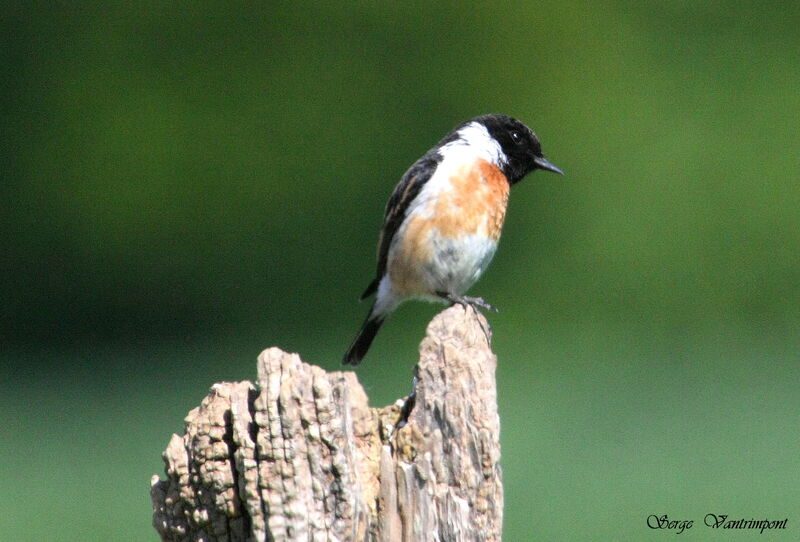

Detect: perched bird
[343,114,563,365]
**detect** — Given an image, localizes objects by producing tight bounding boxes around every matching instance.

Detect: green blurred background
[3,2,799,540]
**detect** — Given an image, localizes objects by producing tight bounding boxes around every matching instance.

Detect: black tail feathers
[359,277,378,301]
[343,314,384,365]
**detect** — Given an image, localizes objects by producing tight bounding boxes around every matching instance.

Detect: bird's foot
[438,293,499,313]
[436,292,496,345]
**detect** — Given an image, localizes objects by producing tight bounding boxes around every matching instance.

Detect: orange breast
[387,213,432,294]
[433,158,509,240]
[386,158,510,296]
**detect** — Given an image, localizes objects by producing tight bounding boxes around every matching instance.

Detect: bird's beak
[534,156,564,175]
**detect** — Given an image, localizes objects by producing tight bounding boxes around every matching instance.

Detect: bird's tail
[343,310,385,365]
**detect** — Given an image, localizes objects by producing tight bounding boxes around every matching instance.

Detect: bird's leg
[436,292,496,345]
[436,292,499,313]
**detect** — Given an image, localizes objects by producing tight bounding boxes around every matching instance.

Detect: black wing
[359,154,440,300]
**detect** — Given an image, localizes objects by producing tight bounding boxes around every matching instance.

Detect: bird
[343,114,563,365]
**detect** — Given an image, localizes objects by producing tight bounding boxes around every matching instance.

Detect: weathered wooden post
[151,305,503,541]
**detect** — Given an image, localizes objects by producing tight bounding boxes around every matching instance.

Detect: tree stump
[151,305,503,541]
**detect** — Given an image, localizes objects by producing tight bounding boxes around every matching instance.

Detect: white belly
[421,232,498,296]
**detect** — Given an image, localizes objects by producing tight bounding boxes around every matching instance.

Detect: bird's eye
[510,131,523,145]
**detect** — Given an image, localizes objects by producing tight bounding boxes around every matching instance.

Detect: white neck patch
[438,122,507,167]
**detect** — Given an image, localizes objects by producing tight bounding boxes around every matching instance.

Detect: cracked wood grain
[151,305,503,541]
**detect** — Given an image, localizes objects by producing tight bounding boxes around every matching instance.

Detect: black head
[473,114,563,184]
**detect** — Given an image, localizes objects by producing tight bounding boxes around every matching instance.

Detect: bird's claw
[446,294,498,313]
[436,292,496,346]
